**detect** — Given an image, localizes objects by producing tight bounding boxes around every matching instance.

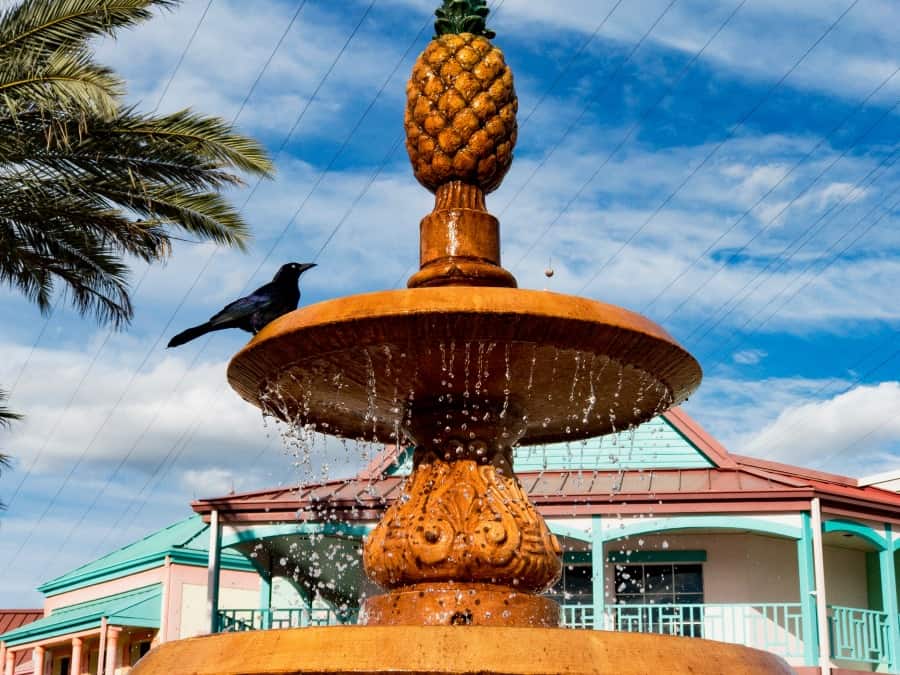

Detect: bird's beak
[299,263,317,273]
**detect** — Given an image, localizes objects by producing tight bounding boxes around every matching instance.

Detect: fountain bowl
[131,625,794,674]
[227,286,701,446]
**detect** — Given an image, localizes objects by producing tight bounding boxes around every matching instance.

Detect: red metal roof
[0,610,42,668]
[193,409,900,524]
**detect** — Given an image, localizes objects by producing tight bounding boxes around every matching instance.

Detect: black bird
[167,262,316,348]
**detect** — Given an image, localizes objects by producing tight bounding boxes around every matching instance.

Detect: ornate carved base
[363,446,561,591]
[362,437,562,628]
[360,582,560,627]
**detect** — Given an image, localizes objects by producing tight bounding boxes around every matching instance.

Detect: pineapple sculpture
[405,0,517,194]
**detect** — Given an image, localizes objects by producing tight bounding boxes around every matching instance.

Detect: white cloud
[387,0,900,103]
[741,381,900,471]
[686,377,900,476]
[732,349,767,365]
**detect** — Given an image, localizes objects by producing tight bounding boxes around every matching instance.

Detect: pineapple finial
[434,0,496,39]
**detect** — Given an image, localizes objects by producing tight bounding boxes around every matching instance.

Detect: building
[0,517,260,675]
[0,613,41,675]
[3,407,898,674]
[192,408,900,675]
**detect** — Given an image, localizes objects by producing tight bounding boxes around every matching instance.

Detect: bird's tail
[167,322,215,348]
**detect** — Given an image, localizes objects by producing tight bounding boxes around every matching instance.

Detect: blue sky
[1,0,898,605]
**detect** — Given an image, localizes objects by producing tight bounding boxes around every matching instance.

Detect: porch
[204,512,899,674]
[215,601,895,670]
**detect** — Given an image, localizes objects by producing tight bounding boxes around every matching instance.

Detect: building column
[591,515,606,630]
[811,498,831,675]
[3,649,13,675]
[206,509,222,634]
[260,554,273,630]
[104,628,120,675]
[158,555,172,644]
[879,524,899,673]
[797,512,820,667]
[97,617,107,675]
[32,646,44,675]
[71,637,83,675]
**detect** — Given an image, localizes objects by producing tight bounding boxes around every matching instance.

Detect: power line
[494,0,676,222]
[39,0,447,569]
[231,0,309,124]
[814,398,900,470]
[517,0,624,131]
[576,0,860,296]
[3,0,360,569]
[688,147,899,349]
[656,96,900,327]
[82,0,519,560]
[153,0,215,112]
[511,0,747,271]
[642,69,899,319]
[700,172,900,372]
[5,0,219,401]
[713,191,900,454]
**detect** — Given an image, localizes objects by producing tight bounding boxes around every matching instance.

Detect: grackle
[167,262,316,348]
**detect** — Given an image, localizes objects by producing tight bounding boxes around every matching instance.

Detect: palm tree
[0,0,274,327]
[0,0,274,486]
[0,390,21,507]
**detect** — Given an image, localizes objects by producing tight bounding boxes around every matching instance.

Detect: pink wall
[44,569,163,614]
[163,565,259,642]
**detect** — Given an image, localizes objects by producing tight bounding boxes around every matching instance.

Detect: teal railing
[220,603,807,660]
[217,607,357,632]
[828,605,892,668]
[583,603,805,659]
[560,604,595,629]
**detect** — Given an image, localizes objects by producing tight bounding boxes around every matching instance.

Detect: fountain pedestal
[132,2,795,670]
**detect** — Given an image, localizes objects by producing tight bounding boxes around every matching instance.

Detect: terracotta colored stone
[226,286,702,445]
[130,626,796,675]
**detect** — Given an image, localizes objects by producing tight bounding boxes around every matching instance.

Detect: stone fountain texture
[133,1,793,672]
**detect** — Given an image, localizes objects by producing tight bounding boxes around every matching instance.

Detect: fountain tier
[227,286,701,446]
[133,3,792,669]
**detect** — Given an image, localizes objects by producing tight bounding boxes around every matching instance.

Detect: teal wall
[514,416,714,472]
[387,416,715,476]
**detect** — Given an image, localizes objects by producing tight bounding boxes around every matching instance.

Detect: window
[614,563,704,637]
[547,564,593,605]
[57,657,71,675]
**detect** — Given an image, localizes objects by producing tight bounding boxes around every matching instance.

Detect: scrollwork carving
[363,442,561,592]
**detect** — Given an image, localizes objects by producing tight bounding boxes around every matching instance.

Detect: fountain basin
[131,626,794,674]
[228,286,701,445]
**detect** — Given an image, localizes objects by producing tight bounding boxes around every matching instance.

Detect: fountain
[133,2,792,672]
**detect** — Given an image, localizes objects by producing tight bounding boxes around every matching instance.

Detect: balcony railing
[219,602,892,668]
[217,607,357,632]
[601,603,805,658]
[828,605,893,668]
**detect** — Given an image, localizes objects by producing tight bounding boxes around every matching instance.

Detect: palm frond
[0,389,22,430]
[0,0,177,58]
[0,47,121,117]
[113,109,275,177]
[0,388,14,507]
[0,0,273,330]
[92,184,251,251]
[0,216,134,326]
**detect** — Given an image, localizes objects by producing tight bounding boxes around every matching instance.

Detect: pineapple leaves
[433,0,494,38]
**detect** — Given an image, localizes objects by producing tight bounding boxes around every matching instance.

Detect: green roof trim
[38,516,255,597]
[607,550,707,564]
[0,585,161,647]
